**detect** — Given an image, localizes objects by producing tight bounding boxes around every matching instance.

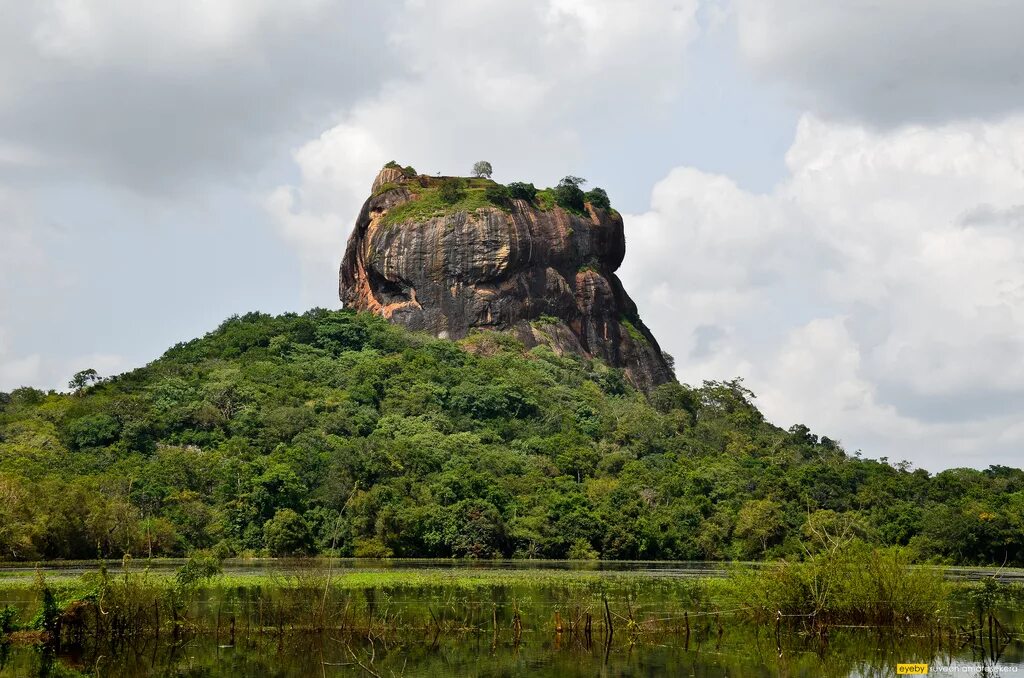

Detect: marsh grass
[2,549,1020,653]
[728,544,950,626]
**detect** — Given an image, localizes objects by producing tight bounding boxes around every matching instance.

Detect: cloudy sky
[2,0,1023,471]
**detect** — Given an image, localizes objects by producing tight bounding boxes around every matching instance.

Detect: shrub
[264,509,313,556]
[734,543,949,625]
[567,538,599,560]
[31,572,60,638]
[438,178,465,204]
[66,413,122,449]
[448,379,539,419]
[484,184,510,207]
[175,552,222,588]
[402,165,417,177]
[0,605,17,635]
[354,536,394,558]
[585,187,611,209]
[507,182,537,202]
[554,176,586,212]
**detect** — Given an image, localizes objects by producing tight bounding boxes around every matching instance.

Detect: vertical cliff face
[340,167,675,392]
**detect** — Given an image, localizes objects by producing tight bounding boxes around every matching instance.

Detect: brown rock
[340,168,675,392]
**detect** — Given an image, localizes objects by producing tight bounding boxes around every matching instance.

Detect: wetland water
[0,559,1022,677]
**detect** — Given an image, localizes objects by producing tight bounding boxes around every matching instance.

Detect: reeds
[730,543,951,627]
[1,547,1019,654]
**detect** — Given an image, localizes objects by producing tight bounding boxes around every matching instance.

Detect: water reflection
[2,625,1023,677]
[1,560,1022,677]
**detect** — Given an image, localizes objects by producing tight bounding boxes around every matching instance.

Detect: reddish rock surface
[340,168,675,391]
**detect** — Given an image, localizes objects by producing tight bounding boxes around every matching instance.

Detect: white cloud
[0,187,54,311]
[269,0,700,305]
[0,0,396,191]
[265,123,388,299]
[0,185,132,391]
[0,354,43,392]
[0,347,130,393]
[620,113,1024,469]
[2,0,1021,473]
[734,0,1024,126]
[29,0,333,65]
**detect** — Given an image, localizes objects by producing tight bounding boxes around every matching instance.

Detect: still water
[2,624,1021,677]
[0,560,1021,677]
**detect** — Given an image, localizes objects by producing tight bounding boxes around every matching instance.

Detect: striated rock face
[340,168,675,391]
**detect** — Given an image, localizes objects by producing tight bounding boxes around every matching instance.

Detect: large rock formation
[340,167,675,391]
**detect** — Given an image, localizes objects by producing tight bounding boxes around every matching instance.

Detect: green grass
[372,181,402,196]
[531,315,562,328]
[726,545,953,625]
[4,549,1021,649]
[380,186,503,226]
[535,188,556,211]
[377,174,600,225]
[620,318,648,346]
[533,188,590,217]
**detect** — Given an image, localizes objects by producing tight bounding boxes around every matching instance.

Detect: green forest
[1,309,1021,564]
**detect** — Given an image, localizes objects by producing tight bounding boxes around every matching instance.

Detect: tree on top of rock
[472,161,493,179]
[554,175,587,212]
[585,187,611,209]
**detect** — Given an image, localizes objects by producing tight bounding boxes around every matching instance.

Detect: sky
[1,0,1023,471]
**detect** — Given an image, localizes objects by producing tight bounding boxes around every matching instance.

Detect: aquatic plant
[732,543,949,626]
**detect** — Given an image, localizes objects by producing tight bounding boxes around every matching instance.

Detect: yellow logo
[897,664,929,675]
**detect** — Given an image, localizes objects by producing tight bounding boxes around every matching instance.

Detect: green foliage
[471,161,493,178]
[382,181,497,226]
[69,368,100,393]
[585,187,611,209]
[553,176,587,213]
[31,572,60,637]
[620,318,647,346]
[531,315,561,327]
[506,182,537,202]
[174,551,222,588]
[372,181,401,196]
[567,538,599,560]
[438,178,465,204]
[735,543,949,625]
[534,189,556,211]
[65,413,121,449]
[0,604,17,635]
[354,537,393,558]
[382,161,416,178]
[264,508,313,556]
[10,387,45,405]
[0,309,1021,564]
[484,183,510,207]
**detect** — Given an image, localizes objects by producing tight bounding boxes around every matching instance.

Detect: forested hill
[1,309,1021,564]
